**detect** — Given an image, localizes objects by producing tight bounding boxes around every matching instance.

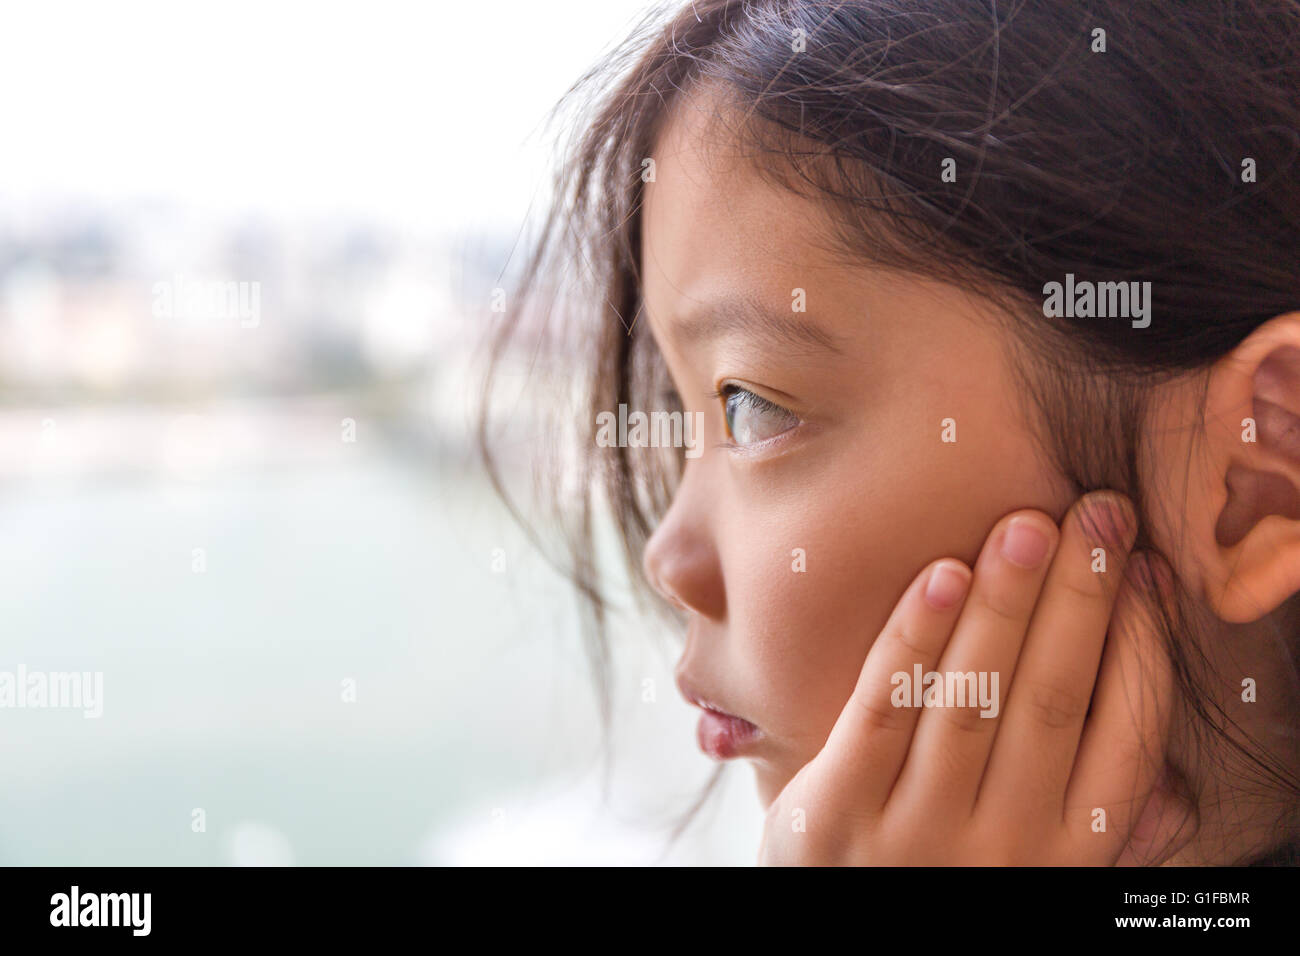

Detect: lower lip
[696,709,761,759]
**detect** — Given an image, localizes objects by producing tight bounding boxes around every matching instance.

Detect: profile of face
[640,88,1072,806]
[638,84,1300,856]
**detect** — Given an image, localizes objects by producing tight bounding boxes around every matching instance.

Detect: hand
[758,491,1194,865]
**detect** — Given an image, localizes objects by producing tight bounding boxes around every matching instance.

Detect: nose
[641,487,726,620]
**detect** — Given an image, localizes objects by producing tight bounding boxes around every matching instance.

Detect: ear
[1193,311,1300,623]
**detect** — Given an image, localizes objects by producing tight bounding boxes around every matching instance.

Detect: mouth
[675,672,762,760]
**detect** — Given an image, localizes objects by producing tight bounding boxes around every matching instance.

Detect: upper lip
[674,669,749,722]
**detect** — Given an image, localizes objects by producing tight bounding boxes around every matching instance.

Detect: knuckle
[849,686,910,734]
[938,699,991,734]
[970,587,1027,627]
[1021,678,1089,731]
[885,621,934,660]
[1059,568,1108,602]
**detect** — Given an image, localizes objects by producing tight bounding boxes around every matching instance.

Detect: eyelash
[712,384,783,415]
[711,384,800,449]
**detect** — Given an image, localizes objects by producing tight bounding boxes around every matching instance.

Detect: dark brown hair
[479,0,1300,862]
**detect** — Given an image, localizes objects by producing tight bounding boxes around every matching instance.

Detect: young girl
[482,0,1300,864]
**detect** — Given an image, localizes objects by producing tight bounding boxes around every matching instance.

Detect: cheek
[719,412,1069,778]
[721,478,950,760]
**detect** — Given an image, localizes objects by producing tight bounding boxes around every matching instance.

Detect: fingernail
[1082,492,1137,553]
[925,560,970,609]
[1001,517,1051,568]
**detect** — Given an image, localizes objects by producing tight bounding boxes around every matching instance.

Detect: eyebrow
[659,293,845,356]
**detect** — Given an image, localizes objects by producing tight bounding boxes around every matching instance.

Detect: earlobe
[1200,315,1300,623]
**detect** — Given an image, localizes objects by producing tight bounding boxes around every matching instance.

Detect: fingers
[816,557,971,816]
[978,492,1139,819]
[892,510,1060,813]
[806,489,1178,868]
[1067,552,1185,862]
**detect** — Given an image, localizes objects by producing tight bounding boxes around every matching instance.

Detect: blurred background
[0,0,762,864]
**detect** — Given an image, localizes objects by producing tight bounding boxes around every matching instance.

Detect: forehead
[640,86,848,319]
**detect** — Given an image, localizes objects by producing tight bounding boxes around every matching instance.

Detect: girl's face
[639,90,1078,806]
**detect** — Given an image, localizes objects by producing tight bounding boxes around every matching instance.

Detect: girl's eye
[720,385,799,446]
